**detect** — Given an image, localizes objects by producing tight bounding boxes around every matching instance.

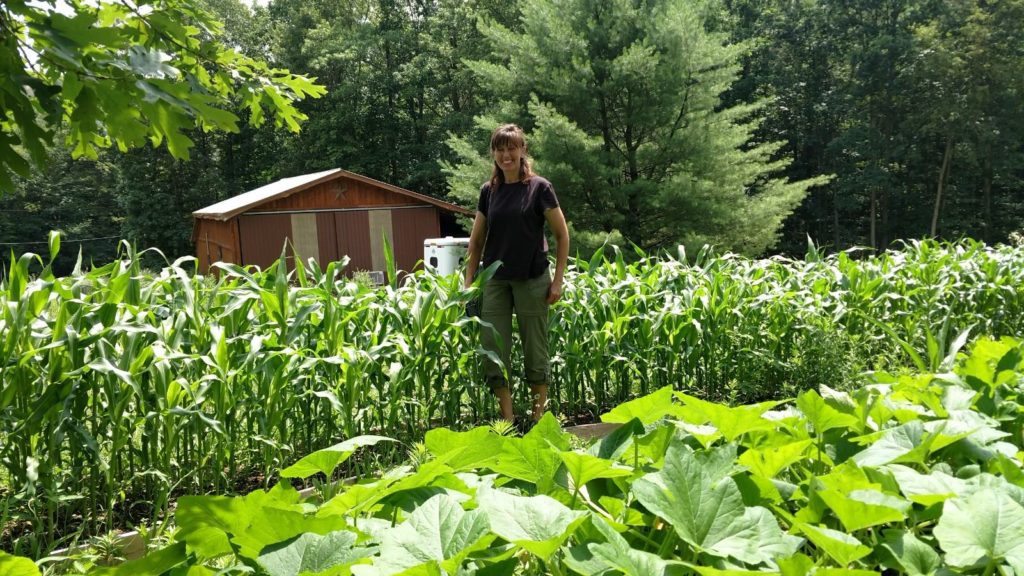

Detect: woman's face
[492,144,523,175]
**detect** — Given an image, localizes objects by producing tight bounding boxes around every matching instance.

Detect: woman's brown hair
[489,123,534,191]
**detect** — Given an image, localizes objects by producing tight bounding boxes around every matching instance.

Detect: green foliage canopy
[446,0,830,256]
[0,0,326,192]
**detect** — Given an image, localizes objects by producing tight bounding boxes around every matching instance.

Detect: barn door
[391,207,439,272]
[238,213,291,270]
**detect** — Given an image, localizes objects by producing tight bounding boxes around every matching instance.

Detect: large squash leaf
[280,436,396,479]
[885,464,966,506]
[0,552,42,576]
[560,451,634,490]
[477,486,586,560]
[491,435,564,494]
[934,489,1024,570]
[738,440,813,479]
[602,386,676,424]
[258,531,373,576]
[586,516,686,576]
[852,421,965,467]
[795,523,872,566]
[880,529,941,575]
[672,392,782,441]
[796,390,859,435]
[632,438,791,565]
[355,494,493,575]
[424,426,504,470]
[817,489,910,532]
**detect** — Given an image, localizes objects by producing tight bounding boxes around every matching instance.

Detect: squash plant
[11,336,1024,575]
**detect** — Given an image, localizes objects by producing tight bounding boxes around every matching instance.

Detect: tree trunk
[880,187,889,250]
[982,154,992,243]
[930,137,954,237]
[832,189,840,248]
[624,100,641,245]
[870,188,876,251]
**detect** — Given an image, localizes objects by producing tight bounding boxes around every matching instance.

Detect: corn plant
[16,335,1024,575]
[2,237,1024,555]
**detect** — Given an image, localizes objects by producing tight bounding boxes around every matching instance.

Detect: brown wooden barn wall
[316,213,338,264]
[196,174,458,274]
[334,210,373,272]
[392,207,440,271]
[195,219,239,273]
[238,213,292,269]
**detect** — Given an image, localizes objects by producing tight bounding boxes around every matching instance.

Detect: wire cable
[0,235,121,247]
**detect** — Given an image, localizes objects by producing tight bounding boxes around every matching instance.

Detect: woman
[464,123,570,425]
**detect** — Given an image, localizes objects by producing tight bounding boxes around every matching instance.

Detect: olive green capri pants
[480,269,551,390]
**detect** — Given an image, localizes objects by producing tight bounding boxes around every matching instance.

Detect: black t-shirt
[477,176,560,280]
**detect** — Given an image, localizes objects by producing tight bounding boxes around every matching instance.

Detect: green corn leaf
[359,494,493,575]
[934,488,1024,570]
[587,244,606,272]
[383,231,397,287]
[0,552,41,576]
[257,530,373,576]
[881,529,941,576]
[477,486,586,560]
[795,523,872,566]
[280,435,396,479]
[47,230,61,264]
[856,312,927,371]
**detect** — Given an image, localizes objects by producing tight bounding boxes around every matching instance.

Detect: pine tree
[445,0,828,256]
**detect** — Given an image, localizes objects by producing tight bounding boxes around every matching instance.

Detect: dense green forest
[2,0,1022,272]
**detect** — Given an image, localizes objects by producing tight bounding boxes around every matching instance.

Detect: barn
[192,168,473,275]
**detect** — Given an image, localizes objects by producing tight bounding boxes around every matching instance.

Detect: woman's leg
[494,387,514,422]
[528,383,548,423]
[481,278,514,420]
[513,271,551,422]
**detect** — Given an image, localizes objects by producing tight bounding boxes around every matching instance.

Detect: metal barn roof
[192,168,472,221]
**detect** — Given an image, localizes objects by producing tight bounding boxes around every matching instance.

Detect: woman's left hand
[547,278,563,304]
